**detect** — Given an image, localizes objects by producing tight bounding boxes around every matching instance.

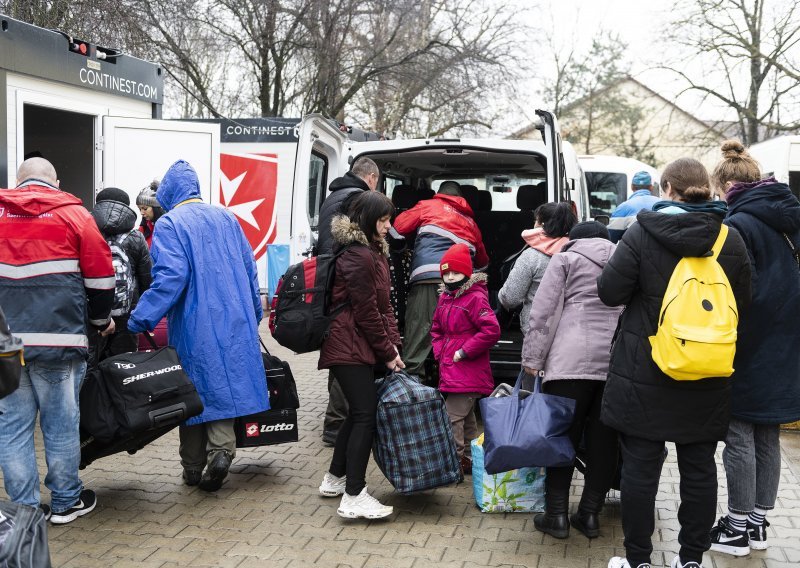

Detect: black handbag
[0,500,51,568]
[234,340,299,448]
[0,306,23,400]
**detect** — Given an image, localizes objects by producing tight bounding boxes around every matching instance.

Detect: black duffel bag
[234,340,299,448]
[0,500,51,568]
[81,345,203,446]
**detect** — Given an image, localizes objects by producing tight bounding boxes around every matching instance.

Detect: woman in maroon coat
[317,191,403,520]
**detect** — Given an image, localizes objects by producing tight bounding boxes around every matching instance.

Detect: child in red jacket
[431,243,501,473]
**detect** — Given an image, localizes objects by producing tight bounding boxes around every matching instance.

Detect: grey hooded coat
[521,238,623,382]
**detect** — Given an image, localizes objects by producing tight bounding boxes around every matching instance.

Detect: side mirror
[594,214,610,226]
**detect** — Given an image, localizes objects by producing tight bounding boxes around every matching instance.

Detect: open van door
[103,117,220,204]
[535,109,568,203]
[292,114,347,261]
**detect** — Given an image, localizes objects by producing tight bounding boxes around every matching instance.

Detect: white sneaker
[319,472,346,497]
[337,486,393,519]
[608,559,651,568]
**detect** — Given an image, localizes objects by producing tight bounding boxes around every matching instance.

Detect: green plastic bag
[472,434,545,513]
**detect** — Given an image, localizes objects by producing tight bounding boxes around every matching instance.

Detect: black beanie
[96,187,130,206]
[569,220,610,241]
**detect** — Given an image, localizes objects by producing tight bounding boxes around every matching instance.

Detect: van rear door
[102,117,220,204]
[292,114,347,261]
[535,109,568,202]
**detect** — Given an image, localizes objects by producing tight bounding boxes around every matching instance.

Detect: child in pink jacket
[431,243,501,473]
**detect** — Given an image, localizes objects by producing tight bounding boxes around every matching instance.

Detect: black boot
[570,489,605,538]
[534,489,570,539]
[199,451,233,492]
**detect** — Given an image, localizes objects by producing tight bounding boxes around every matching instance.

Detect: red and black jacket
[0,181,115,361]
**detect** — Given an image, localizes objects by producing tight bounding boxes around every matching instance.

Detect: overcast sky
[509,0,729,132]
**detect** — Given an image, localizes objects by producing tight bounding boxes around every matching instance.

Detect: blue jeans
[0,358,86,513]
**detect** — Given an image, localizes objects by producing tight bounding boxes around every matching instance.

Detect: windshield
[586,172,626,216]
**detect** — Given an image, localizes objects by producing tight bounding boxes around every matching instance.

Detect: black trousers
[542,380,619,503]
[329,365,378,496]
[619,434,718,567]
[323,370,349,442]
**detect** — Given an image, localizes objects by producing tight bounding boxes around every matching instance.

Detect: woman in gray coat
[522,221,623,540]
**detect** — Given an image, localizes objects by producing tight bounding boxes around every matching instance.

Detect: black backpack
[0,306,23,399]
[270,247,351,353]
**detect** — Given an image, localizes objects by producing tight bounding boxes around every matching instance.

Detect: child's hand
[453,349,465,363]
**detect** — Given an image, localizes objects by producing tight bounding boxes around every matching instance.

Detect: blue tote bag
[479,371,576,475]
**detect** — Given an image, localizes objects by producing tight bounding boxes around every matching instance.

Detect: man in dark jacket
[316,157,379,255]
[598,161,752,568]
[316,157,379,445]
[0,158,115,524]
[91,187,153,360]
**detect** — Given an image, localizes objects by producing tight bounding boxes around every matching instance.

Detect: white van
[289,112,589,380]
[747,136,800,199]
[578,155,660,218]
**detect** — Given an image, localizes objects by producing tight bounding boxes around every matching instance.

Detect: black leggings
[329,365,378,496]
[542,380,619,499]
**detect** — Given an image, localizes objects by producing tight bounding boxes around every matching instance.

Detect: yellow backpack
[649,224,738,381]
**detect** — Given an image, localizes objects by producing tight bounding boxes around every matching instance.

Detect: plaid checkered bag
[373,370,462,494]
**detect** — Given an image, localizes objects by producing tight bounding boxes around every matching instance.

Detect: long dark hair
[534,202,577,237]
[348,191,394,240]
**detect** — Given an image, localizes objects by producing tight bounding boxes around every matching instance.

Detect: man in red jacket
[0,158,115,524]
[393,182,489,381]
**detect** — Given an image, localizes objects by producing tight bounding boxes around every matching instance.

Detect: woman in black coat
[598,158,751,568]
[707,140,800,556]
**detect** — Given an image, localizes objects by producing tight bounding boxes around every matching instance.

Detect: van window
[384,175,405,198]
[431,176,545,211]
[586,172,626,216]
[308,152,327,230]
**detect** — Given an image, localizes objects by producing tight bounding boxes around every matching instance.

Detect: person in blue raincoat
[128,160,268,492]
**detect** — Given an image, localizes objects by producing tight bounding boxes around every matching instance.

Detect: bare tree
[350,0,522,137]
[667,0,800,144]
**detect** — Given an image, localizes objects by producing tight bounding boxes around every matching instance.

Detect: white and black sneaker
[607,558,651,568]
[709,516,750,556]
[50,489,97,525]
[747,519,769,550]
[337,486,393,519]
[670,555,704,568]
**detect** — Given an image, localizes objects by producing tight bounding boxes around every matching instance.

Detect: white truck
[747,135,800,200]
[0,15,219,214]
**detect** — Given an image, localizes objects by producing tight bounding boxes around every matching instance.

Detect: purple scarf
[725,176,779,205]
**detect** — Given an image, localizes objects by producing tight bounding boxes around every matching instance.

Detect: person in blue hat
[607,171,660,243]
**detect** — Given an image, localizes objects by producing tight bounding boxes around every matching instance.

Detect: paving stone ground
[4,325,800,567]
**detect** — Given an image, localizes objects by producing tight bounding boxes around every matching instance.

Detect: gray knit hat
[136,181,160,208]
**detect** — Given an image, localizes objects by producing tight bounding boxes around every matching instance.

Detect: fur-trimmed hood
[330,214,390,256]
[438,271,488,298]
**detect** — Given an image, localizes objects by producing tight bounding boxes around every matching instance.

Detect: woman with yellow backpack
[707,141,800,557]
[597,157,752,568]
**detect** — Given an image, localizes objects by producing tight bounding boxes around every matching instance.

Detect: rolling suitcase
[79,336,203,467]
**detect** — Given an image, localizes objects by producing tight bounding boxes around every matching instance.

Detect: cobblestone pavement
[5,326,800,567]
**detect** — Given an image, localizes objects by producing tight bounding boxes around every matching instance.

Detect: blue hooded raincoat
[128,160,268,425]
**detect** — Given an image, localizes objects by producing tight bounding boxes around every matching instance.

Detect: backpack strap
[782,232,800,269]
[710,224,729,261]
